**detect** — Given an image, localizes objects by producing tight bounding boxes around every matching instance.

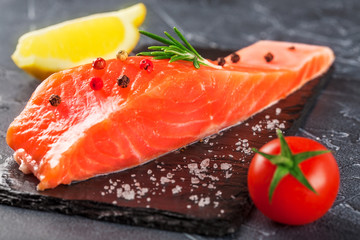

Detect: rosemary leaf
[173,27,203,60]
[136,52,154,56]
[148,46,167,51]
[154,56,173,60]
[164,31,189,52]
[193,57,200,69]
[137,27,222,69]
[169,55,192,63]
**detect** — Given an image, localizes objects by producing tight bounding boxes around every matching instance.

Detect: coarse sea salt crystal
[116,185,135,200]
[198,197,210,207]
[276,108,281,115]
[191,177,200,184]
[188,163,198,173]
[189,195,198,201]
[137,187,148,196]
[122,184,131,191]
[200,158,210,169]
[225,171,232,179]
[220,163,232,170]
[172,185,182,195]
[160,176,171,185]
[166,172,174,178]
[252,124,262,132]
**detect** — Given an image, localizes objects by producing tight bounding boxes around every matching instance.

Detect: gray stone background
[0,0,359,239]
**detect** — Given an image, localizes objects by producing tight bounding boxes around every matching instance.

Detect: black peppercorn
[49,94,61,107]
[288,46,296,50]
[117,75,130,88]
[217,57,226,66]
[264,52,274,63]
[230,53,240,63]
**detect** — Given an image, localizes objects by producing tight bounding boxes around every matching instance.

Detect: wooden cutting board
[0,47,332,236]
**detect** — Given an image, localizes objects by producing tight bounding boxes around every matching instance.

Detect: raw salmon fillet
[6,41,334,190]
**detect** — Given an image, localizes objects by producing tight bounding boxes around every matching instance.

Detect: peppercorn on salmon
[6,40,334,190]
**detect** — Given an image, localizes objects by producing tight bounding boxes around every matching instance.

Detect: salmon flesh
[6,41,335,190]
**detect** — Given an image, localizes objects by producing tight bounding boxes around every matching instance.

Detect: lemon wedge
[11,3,146,80]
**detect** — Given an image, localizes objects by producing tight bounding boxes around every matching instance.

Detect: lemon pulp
[19,17,125,62]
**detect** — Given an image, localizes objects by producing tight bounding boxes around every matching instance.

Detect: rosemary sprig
[137,27,222,69]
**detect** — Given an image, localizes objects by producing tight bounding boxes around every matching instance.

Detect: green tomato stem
[253,129,330,203]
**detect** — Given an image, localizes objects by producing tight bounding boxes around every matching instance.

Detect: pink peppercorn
[92,57,106,70]
[90,77,103,90]
[140,59,153,73]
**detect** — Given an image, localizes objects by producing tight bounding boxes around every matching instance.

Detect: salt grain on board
[172,185,182,195]
[137,187,148,196]
[276,107,282,115]
[116,185,135,200]
[166,172,175,178]
[220,163,232,170]
[188,163,198,173]
[225,171,232,179]
[189,195,198,201]
[198,197,211,207]
[191,177,200,184]
[200,158,210,168]
[251,116,286,135]
[160,176,171,185]
[100,131,238,211]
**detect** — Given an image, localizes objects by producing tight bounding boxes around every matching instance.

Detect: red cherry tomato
[248,133,340,225]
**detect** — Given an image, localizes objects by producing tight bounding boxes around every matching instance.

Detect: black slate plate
[0,48,332,236]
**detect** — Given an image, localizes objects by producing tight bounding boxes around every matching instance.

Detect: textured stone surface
[0,0,359,239]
